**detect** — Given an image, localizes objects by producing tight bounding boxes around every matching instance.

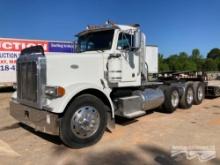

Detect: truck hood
[45,52,105,87]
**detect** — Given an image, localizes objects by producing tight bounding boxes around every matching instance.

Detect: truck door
[117,32,139,82]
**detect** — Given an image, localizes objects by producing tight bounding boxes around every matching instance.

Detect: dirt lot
[0,88,220,165]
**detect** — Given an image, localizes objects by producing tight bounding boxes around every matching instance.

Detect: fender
[46,83,115,117]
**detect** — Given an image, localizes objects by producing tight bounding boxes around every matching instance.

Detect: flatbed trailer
[156,71,220,97]
[205,80,220,97]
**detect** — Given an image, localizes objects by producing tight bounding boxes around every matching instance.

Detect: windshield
[76,29,114,52]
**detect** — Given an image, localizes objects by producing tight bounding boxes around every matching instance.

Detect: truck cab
[75,22,146,87]
[10,21,204,148]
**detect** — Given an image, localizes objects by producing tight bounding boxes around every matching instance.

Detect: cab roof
[76,21,139,37]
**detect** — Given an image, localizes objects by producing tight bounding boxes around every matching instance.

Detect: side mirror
[133,30,141,49]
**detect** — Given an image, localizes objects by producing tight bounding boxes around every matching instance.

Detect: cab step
[121,111,146,119]
[115,95,146,119]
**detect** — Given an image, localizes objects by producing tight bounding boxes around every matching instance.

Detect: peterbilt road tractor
[10,21,206,148]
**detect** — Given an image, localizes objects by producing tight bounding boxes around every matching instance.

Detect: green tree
[167,54,180,71]
[182,60,197,71]
[202,58,218,71]
[191,49,201,60]
[159,54,169,72]
[190,48,204,71]
[166,52,197,71]
[217,58,220,70]
[160,48,220,72]
[207,48,220,59]
[179,52,196,71]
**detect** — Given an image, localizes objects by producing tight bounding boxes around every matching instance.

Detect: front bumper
[10,100,60,135]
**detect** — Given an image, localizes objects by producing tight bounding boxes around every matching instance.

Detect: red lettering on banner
[9,60,16,64]
[0,39,48,52]
[0,60,7,64]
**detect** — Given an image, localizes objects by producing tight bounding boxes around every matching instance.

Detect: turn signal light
[57,86,65,97]
[45,86,65,98]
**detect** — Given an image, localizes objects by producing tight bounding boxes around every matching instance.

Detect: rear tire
[179,83,194,109]
[60,94,107,148]
[193,82,205,105]
[161,86,180,113]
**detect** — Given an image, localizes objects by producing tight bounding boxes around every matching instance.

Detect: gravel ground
[0,88,220,165]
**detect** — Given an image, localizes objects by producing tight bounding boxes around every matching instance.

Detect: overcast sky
[1,0,219,57]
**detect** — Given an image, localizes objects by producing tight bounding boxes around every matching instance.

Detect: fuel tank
[133,88,165,111]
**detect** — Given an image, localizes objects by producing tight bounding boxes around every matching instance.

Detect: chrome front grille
[17,61,37,102]
[17,54,46,109]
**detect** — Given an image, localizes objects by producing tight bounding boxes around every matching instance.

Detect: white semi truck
[10,21,206,148]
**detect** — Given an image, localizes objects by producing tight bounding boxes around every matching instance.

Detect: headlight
[12,82,17,90]
[45,86,65,98]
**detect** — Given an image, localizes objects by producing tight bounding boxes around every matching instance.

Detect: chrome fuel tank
[133,88,165,111]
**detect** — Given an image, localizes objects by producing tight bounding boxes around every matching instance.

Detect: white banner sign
[0,38,74,84]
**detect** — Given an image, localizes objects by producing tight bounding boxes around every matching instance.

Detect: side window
[117,33,133,50]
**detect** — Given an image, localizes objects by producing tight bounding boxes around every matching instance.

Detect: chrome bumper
[10,100,59,135]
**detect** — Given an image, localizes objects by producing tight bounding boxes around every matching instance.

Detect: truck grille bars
[17,46,46,109]
[17,61,38,102]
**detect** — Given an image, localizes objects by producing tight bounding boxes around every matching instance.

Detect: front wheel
[60,94,107,148]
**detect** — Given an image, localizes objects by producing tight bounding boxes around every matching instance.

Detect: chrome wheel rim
[186,88,194,104]
[71,106,100,139]
[197,86,203,101]
[171,90,179,107]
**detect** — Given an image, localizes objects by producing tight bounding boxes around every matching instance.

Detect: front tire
[60,94,107,148]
